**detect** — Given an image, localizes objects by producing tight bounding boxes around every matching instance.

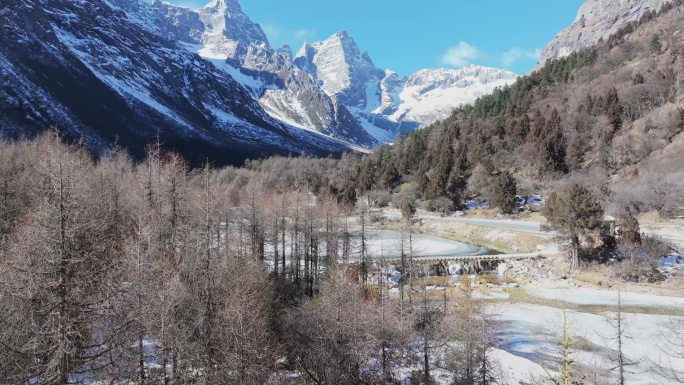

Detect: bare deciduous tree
[0,136,124,384]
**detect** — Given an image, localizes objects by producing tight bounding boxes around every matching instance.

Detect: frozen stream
[489,302,684,384]
[365,229,493,258]
[485,289,684,384]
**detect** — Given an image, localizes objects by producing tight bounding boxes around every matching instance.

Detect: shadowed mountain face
[0,0,352,166]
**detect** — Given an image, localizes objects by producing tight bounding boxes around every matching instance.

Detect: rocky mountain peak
[276,45,293,60]
[405,66,518,91]
[0,0,354,166]
[538,0,671,65]
[195,0,269,59]
[294,31,383,108]
[334,29,352,39]
[202,0,249,17]
[306,31,365,62]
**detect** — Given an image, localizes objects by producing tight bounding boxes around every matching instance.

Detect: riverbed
[365,229,494,258]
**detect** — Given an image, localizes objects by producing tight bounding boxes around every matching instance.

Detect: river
[365,229,495,258]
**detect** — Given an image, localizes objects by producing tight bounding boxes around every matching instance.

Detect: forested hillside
[357,0,684,217]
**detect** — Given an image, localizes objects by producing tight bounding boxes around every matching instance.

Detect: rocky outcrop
[539,0,671,65]
[295,31,385,109]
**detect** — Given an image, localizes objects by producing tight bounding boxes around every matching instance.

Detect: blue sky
[163,0,586,75]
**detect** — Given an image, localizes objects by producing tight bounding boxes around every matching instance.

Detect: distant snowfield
[385,68,518,127]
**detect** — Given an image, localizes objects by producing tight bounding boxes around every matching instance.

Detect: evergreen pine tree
[535,109,568,176]
[490,171,517,214]
[426,137,454,200]
[542,183,604,269]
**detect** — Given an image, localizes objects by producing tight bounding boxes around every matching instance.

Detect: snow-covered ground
[490,348,549,384]
[265,223,684,384]
[532,287,684,309]
[491,302,684,385]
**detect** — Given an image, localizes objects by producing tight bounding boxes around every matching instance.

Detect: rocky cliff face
[295,31,385,109]
[294,33,518,142]
[539,0,671,65]
[151,1,378,147]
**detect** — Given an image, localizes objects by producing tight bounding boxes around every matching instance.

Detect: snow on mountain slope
[295,31,385,109]
[0,0,352,165]
[195,0,270,60]
[374,69,407,116]
[295,32,518,141]
[151,0,519,146]
[539,0,671,65]
[0,0,521,155]
[389,66,519,126]
[151,0,378,148]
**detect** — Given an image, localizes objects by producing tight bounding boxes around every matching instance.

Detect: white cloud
[441,41,479,67]
[261,24,282,41]
[502,47,541,68]
[259,24,317,48]
[294,29,317,41]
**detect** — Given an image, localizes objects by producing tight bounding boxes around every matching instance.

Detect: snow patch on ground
[492,303,684,385]
[484,229,518,243]
[533,287,684,309]
[491,348,550,384]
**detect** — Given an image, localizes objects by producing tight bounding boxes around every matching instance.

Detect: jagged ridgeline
[360,0,684,216]
[0,0,519,166]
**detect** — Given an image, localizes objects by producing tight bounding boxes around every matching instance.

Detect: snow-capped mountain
[0,0,356,165]
[295,31,385,109]
[539,0,671,65]
[386,66,519,127]
[150,0,378,148]
[153,1,518,145]
[294,33,518,142]
[0,0,519,160]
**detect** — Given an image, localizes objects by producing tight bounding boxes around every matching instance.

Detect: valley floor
[487,285,684,385]
[394,212,684,385]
